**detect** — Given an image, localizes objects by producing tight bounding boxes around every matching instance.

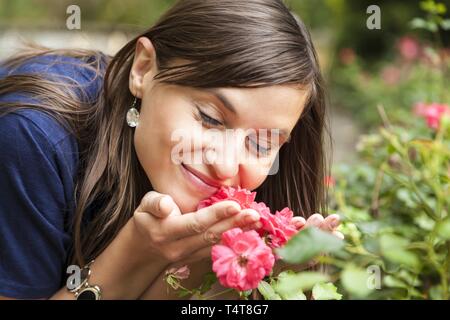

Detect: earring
[126,97,140,128]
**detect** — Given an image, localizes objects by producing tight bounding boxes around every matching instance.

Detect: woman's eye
[247,137,271,157]
[198,109,223,127]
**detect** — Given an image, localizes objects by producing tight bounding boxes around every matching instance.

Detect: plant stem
[202,288,235,300]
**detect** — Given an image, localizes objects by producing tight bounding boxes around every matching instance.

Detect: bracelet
[69,260,102,300]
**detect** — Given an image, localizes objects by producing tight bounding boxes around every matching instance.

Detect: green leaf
[429,285,444,300]
[341,265,372,298]
[420,0,447,15]
[280,291,307,300]
[414,214,435,231]
[257,281,282,300]
[274,271,329,296]
[177,288,193,298]
[441,19,450,30]
[397,188,417,208]
[410,18,428,30]
[383,275,407,289]
[379,234,421,269]
[437,217,450,240]
[357,221,383,235]
[199,272,217,294]
[275,227,344,264]
[312,282,343,300]
[426,21,439,32]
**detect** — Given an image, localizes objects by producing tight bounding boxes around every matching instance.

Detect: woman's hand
[291,213,344,239]
[132,191,261,266]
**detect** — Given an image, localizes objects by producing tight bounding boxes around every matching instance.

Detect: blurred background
[1,0,449,300]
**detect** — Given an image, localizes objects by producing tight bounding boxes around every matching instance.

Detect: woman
[0,0,342,300]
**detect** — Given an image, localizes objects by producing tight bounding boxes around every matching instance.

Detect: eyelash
[195,104,271,157]
[198,108,223,127]
[246,137,271,157]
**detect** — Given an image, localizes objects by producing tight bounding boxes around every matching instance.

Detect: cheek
[133,101,182,184]
[241,153,279,190]
[132,97,205,190]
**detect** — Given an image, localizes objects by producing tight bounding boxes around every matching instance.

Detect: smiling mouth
[181,163,222,188]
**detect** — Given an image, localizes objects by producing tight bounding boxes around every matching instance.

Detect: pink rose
[381,66,401,85]
[397,36,420,61]
[339,48,356,65]
[413,102,450,130]
[197,186,256,210]
[199,186,300,250]
[257,207,298,249]
[211,228,275,291]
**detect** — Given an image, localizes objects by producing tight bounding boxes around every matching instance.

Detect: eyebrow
[204,88,237,114]
[203,88,291,142]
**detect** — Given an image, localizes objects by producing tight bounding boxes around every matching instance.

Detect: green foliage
[340,265,373,298]
[312,282,343,300]
[330,0,449,128]
[0,0,176,28]
[411,0,450,33]
[328,107,450,299]
[276,227,345,264]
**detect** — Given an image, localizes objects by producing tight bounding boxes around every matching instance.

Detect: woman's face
[130,37,309,213]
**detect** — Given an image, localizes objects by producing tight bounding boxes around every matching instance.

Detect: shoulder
[0,108,79,204]
[1,52,109,103]
[0,108,76,150]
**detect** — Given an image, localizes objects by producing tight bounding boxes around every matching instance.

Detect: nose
[205,129,247,180]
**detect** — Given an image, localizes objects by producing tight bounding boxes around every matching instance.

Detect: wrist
[82,218,168,299]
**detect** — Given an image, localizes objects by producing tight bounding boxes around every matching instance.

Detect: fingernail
[226,206,239,216]
[295,221,305,228]
[159,196,171,211]
[245,214,259,224]
[330,217,340,229]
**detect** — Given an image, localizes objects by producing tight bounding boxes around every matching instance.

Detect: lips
[182,164,223,188]
[183,164,222,188]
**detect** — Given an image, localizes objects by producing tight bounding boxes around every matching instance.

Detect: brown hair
[0,0,329,267]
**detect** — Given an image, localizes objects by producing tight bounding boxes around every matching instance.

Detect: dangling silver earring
[126,97,140,128]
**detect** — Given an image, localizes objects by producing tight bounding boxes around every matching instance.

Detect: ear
[129,37,158,99]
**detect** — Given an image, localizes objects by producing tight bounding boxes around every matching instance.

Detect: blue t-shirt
[0,54,106,299]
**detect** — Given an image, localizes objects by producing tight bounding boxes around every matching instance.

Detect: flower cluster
[197,186,301,291]
[414,102,450,130]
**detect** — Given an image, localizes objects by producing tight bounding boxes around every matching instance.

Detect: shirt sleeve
[0,111,77,299]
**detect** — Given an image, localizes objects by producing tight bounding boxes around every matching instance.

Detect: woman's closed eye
[195,105,272,157]
[246,136,271,157]
[198,108,223,127]
[194,102,225,127]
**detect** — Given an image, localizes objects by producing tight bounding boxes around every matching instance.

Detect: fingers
[305,213,324,228]
[167,208,261,257]
[322,214,340,231]
[161,200,242,240]
[137,191,180,218]
[197,208,260,244]
[182,246,213,263]
[304,213,344,239]
[290,216,306,230]
[305,213,341,232]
